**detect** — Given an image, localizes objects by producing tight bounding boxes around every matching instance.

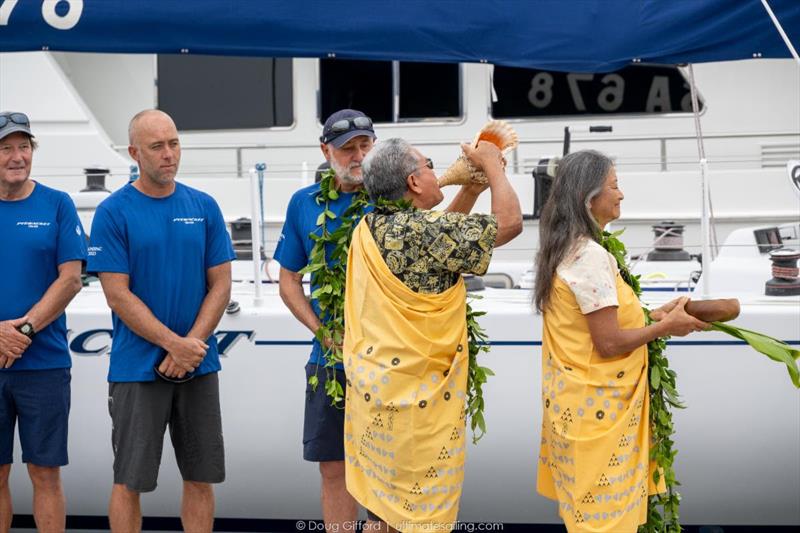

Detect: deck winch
[80,166,110,193]
[765,249,800,296]
[646,221,691,261]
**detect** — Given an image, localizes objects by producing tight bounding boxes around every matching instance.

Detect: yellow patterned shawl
[537,266,663,532]
[344,219,469,531]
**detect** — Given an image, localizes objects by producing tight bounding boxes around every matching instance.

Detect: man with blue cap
[274,109,376,528]
[0,111,86,532]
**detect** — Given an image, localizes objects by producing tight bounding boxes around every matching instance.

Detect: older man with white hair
[274,108,378,528]
[0,111,86,533]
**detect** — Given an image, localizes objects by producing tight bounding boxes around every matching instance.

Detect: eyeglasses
[0,112,30,129]
[321,116,373,143]
[416,157,434,171]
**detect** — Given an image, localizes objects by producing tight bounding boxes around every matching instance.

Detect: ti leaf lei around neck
[600,229,684,533]
[299,169,370,404]
[300,172,493,443]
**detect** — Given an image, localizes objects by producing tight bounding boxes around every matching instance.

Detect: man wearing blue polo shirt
[88,109,235,532]
[275,109,376,527]
[0,112,86,533]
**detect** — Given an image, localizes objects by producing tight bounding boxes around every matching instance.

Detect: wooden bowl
[685,298,741,322]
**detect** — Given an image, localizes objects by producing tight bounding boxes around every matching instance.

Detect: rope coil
[655,235,684,250]
[772,266,799,280]
[766,249,800,296]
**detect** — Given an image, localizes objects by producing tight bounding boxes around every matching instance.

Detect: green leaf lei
[300,171,493,441]
[600,229,684,533]
[299,169,371,404]
[466,296,494,443]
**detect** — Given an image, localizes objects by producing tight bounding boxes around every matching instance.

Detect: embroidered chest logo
[16,221,51,229]
[172,217,205,225]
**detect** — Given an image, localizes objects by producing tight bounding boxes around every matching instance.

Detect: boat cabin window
[319,59,461,123]
[156,55,293,130]
[491,64,703,118]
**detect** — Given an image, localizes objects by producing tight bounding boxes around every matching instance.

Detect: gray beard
[330,160,362,185]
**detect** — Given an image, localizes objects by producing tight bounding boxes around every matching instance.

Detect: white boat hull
[8,285,800,525]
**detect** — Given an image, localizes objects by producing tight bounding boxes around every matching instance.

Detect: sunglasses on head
[322,116,373,143]
[0,112,30,129]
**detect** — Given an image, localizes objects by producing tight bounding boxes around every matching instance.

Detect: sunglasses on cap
[321,116,373,143]
[0,112,30,129]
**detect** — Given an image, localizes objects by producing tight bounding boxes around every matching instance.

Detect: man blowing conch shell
[342,138,522,532]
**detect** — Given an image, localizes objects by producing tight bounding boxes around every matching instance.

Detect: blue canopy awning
[0,0,798,71]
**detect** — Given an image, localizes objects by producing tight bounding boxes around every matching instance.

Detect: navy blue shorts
[303,363,346,462]
[0,368,71,466]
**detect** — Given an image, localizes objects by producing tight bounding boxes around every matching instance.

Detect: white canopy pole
[688,64,712,298]
[249,165,264,306]
[761,0,800,65]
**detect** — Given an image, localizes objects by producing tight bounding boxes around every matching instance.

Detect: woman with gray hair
[533,150,705,532]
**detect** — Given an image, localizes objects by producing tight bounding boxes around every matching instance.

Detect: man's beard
[147,169,177,185]
[330,159,362,185]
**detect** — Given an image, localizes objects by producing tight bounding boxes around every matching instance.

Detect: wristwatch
[17,322,36,339]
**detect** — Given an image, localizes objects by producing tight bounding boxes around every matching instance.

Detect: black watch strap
[17,322,36,339]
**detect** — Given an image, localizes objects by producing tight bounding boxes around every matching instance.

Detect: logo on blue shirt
[173,217,205,224]
[16,221,51,228]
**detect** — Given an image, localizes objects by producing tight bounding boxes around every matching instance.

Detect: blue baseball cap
[320,109,376,148]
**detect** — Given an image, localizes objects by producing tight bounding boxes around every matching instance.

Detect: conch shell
[438,120,518,187]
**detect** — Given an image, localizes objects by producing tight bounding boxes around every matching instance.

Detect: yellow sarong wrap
[344,219,469,531]
[537,269,664,533]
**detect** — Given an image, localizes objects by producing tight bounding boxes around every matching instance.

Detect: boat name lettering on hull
[69,329,256,357]
[69,328,113,356]
[215,330,256,356]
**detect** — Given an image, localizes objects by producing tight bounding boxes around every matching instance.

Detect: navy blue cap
[320,109,376,148]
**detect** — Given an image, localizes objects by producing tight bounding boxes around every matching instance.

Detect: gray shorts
[108,372,225,492]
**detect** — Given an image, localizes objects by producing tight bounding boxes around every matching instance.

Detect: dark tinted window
[399,62,460,119]
[491,64,703,118]
[320,59,461,123]
[157,55,293,130]
[319,59,393,122]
